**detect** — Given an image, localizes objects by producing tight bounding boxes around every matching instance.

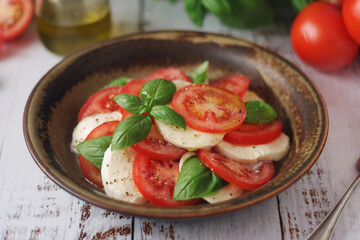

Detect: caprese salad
[71,62,290,207]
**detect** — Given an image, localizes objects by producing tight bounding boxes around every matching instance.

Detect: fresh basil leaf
[76,135,112,169]
[185,0,206,26]
[290,0,314,12]
[216,0,273,29]
[138,105,151,114]
[190,60,209,83]
[113,94,144,114]
[106,77,130,87]
[143,98,156,109]
[245,100,278,124]
[140,79,177,105]
[111,114,152,150]
[150,105,186,130]
[201,0,231,15]
[173,155,228,200]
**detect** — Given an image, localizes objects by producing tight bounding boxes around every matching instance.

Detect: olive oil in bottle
[36,0,111,56]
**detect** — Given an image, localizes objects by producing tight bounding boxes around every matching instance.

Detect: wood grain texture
[133,198,282,240]
[0,0,359,239]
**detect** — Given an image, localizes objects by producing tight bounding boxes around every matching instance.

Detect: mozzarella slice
[101,146,146,204]
[178,152,244,204]
[214,133,290,164]
[172,80,191,90]
[242,90,263,102]
[202,184,245,204]
[155,120,224,151]
[70,112,122,153]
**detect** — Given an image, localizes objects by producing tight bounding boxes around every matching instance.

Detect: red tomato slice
[211,75,250,97]
[197,149,274,190]
[119,79,148,96]
[143,68,192,82]
[224,119,283,145]
[78,86,123,122]
[132,153,200,207]
[172,84,246,133]
[0,0,34,41]
[79,121,120,188]
[131,125,186,161]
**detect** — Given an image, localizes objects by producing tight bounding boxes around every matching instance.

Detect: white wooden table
[1,1,360,239]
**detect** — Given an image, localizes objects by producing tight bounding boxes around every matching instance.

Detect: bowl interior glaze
[24,31,328,218]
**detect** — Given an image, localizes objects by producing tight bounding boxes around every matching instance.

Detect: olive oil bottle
[36,0,111,56]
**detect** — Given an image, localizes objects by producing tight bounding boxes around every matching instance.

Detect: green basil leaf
[190,60,209,84]
[215,0,273,29]
[76,135,112,169]
[201,0,231,15]
[150,105,186,130]
[106,77,131,87]
[290,0,314,12]
[113,94,144,114]
[140,79,177,105]
[173,155,228,200]
[245,100,278,124]
[111,114,152,150]
[185,0,206,26]
[143,98,156,109]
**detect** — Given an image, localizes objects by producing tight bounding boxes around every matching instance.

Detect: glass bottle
[36,0,111,56]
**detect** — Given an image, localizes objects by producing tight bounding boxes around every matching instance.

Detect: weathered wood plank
[133,197,282,240]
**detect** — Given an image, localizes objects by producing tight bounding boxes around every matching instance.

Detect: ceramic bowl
[23,31,328,218]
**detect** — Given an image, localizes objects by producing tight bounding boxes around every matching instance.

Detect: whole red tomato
[291,2,358,71]
[343,0,360,44]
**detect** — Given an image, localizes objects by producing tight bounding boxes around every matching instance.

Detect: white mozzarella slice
[214,133,290,164]
[178,152,244,204]
[242,90,263,102]
[101,146,146,204]
[70,112,122,153]
[172,80,191,90]
[155,120,224,151]
[202,184,245,204]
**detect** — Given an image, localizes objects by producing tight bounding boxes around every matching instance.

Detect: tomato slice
[131,125,186,161]
[119,79,148,96]
[172,84,246,133]
[197,149,274,190]
[211,75,250,97]
[79,121,120,188]
[224,119,283,145]
[143,68,192,82]
[78,86,123,122]
[132,153,200,207]
[0,0,34,41]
